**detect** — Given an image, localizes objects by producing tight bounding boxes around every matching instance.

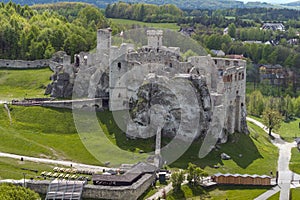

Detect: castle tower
[147,30,163,49]
[97,28,112,67]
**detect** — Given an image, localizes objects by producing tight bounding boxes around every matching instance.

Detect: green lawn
[290,147,300,174]
[110,18,179,30]
[267,191,279,200]
[0,157,59,180]
[248,116,300,143]
[0,106,101,165]
[166,184,271,200]
[0,68,52,101]
[170,122,278,176]
[290,188,300,200]
[278,118,300,142]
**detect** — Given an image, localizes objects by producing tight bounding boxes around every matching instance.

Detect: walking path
[146,182,173,200]
[248,117,298,200]
[0,152,114,173]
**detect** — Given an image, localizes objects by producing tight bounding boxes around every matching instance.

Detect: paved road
[248,117,297,200]
[146,182,173,200]
[0,152,114,173]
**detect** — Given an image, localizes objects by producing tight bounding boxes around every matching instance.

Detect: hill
[2,0,283,10]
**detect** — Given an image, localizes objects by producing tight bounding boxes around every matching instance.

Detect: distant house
[259,64,285,85]
[287,38,299,45]
[179,27,195,37]
[243,41,262,44]
[226,54,244,60]
[211,49,225,57]
[223,27,229,35]
[262,23,285,31]
[264,40,279,46]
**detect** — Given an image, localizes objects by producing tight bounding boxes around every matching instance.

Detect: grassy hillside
[0,69,52,101]
[109,18,179,31]
[171,122,278,175]
[0,104,278,174]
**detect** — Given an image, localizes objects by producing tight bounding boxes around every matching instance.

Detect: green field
[0,157,60,180]
[0,69,52,101]
[267,191,280,200]
[166,184,271,200]
[290,147,300,174]
[171,122,278,176]
[110,18,180,30]
[290,188,300,200]
[249,115,300,143]
[0,104,279,174]
[278,118,300,142]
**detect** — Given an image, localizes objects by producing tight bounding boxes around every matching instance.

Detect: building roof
[92,162,157,185]
[213,173,271,179]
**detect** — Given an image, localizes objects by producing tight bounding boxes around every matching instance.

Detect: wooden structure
[92,162,157,187]
[212,173,271,186]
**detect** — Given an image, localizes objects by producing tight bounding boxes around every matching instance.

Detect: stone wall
[0,59,49,69]
[24,174,155,200]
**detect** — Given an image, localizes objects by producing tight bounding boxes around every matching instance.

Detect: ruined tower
[147,30,163,49]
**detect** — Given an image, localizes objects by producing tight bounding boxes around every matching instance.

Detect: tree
[0,183,40,200]
[228,23,236,38]
[171,170,185,191]
[262,108,283,136]
[186,162,208,186]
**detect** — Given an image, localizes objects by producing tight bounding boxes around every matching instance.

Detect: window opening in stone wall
[118,62,121,70]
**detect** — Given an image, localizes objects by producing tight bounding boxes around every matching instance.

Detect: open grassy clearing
[0,106,101,165]
[290,188,300,200]
[0,68,52,101]
[0,104,278,173]
[110,18,180,30]
[267,191,280,200]
[289,147,300,174]
[249,115,300,143]
[278,118,300,142]
[0,157,60,180]
[171,122,278,176]
[166,184,271,200]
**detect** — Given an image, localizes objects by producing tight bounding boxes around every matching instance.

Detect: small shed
[212,173,271,186]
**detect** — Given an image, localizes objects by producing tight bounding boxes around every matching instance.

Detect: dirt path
[0,152,114,173]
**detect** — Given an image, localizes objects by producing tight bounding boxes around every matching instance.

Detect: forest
[105,2,183,23]
[0,2,109,60]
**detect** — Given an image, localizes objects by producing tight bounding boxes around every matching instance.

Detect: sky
[242,0,298,4]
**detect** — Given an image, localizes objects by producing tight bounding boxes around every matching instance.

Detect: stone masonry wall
[23,174,155,200]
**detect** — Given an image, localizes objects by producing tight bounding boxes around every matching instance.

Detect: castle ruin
[46,28,248,143]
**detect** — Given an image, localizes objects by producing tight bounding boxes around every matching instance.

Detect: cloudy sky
[241,0,297,4]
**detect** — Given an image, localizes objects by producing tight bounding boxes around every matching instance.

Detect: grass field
[0,104,278,173]
[267,191,279,200]
[0,157,60,180]
[0,68,52,101]
[166,184,271,200]
[290,147,300,174]
[171,122,278,176]
[290,188,300,200]
[249,115,300,143]
[0,106,101,165]
[278,118,300,142]
[110,18,180,30]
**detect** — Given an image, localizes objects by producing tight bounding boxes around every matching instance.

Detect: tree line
[0,2,109,60]
[105,2,183,23]
[247,90,300,120]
